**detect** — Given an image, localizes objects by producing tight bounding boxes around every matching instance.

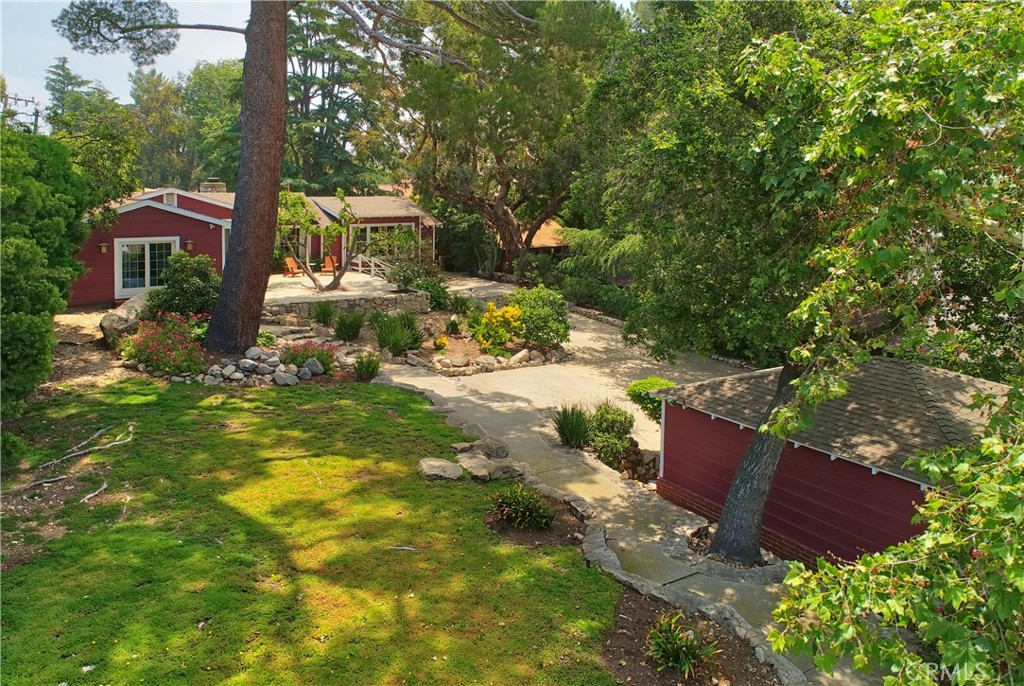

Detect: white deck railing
[349,254,393,279]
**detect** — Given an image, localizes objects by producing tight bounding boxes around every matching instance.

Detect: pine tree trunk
[205,1,288,353]
[707,361,803,566]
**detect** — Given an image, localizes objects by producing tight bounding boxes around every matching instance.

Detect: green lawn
[2,380,623,685]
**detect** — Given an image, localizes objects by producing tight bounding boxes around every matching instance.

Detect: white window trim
[222,223,231,269]
[114,237,180,300]
[164,192,178,207]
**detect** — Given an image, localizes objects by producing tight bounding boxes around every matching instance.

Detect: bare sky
[1,0,250,109]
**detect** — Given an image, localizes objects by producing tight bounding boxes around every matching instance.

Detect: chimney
[198,177,227,193]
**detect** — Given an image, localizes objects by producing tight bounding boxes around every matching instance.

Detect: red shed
[655,359,1008,565]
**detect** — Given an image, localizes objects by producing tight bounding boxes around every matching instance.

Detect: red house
[69,186,440,307]
[654,358,1008,565]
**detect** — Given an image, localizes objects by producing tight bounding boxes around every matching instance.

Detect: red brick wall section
[69,206,225,307]
[659,404,926,565]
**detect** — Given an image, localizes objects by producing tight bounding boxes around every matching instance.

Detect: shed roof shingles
[658,358,1009,482]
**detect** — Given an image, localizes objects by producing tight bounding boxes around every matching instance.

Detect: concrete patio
[262,271,514,307]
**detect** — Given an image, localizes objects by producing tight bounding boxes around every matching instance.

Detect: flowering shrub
[472,303,522,353]
[280,340,339,372]
[433,334,449,352]
[119,313,206,375]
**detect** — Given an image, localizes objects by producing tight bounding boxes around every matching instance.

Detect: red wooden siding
[175,195,233,220]
[69,206,224,307]
[658,404,925,565]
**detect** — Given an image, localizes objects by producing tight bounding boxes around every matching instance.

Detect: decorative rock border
[567,303,626,328]
[372,372,808,686]
[421,345,573,377]
[122,345,330,387]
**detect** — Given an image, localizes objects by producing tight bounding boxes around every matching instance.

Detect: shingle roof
[528,219,568,248]
[656,358,1009,482]
[310,195,441,226]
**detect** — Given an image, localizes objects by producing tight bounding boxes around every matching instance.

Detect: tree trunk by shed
[205,0,288,353]
[707,361,803,566]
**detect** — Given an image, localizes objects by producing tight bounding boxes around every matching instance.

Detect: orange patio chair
[320,254,338,275]
[283,256,302,277]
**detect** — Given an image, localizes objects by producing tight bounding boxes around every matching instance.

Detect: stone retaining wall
[263,290,429,319]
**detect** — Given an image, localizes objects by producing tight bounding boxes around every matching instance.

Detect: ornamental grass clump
[281,340,338,372]
[310,300,337,327]
[334,312,365,341]
[645,613,718,676]
[119,313,205,376]
[552,403,591,449]
[488,483,555,530]
[353,352,381,381]
[371,312,424,355]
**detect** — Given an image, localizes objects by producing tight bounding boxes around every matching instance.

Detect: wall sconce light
[185,239,195,251]
[98,243,109,254]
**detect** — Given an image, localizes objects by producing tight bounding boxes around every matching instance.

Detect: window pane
[122,244,145,289]
[149,242,173,287]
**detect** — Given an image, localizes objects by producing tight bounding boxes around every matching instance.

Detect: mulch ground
[602,589,782,686]
[484,497,587,547]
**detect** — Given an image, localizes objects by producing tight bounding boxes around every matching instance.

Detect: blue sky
[1,1,250,107]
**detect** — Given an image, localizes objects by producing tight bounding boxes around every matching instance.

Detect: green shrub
[488,483,555,530]
[389,258,427,291]
[508,286,570,348]
[310,300,337,327]
[445,316,461,335]
[513,253,560,287]
[448,294,473,314]
[557,275,601,307]
[141,251,221,319]
[1,431,28,476]
[590,402,635,439]
[412,278,450,310]
[1,238,64,417]
[552,403,591,449]
[281,340,338,372]
[353,352,381,381]
[190,320,209,342]
[333,312,365,341]
[627,377,674,423]
[118,314,206,375]
[595,284,637,320]
[371,313,424,355]
[590,433,631,468]
[645,613,718,676]
[471,302,523,354]
[256,330,277,347]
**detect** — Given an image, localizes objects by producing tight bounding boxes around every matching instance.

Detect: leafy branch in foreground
[771,386,1024,685]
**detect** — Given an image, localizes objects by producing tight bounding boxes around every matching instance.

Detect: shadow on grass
[2,379,622,686]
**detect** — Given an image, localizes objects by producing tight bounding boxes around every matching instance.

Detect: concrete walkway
[385,311,882,686]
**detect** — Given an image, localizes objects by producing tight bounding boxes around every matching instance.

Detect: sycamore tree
[55,0,537,352]
[276,190,356,291]
[399,1,624,264]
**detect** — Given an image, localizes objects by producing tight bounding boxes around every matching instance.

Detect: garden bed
[485,497,586,547]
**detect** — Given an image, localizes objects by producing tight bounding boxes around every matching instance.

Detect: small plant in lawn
[448,294,473,314]
[334,312,365,341]
[645,613,718,676]
[590,433,631,469]
[508,285,570,348]
[412,278,450,310]
[256,330,277,347]
[552,403,591,449]
[489,483,555,530]
[626,377,674,423]
[433,334,448,352]
[353,352,381,381]
[310,300,337,327]
[472,302,522,354]
[590,402,635,439]
[281,340,338,372]
[119,313,206,376]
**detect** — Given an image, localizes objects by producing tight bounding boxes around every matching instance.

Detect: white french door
[114,237,179,300]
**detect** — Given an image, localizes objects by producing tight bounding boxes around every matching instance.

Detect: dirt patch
[602,588,781,686]
[485,498,586,547]
[32,307,130,398]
